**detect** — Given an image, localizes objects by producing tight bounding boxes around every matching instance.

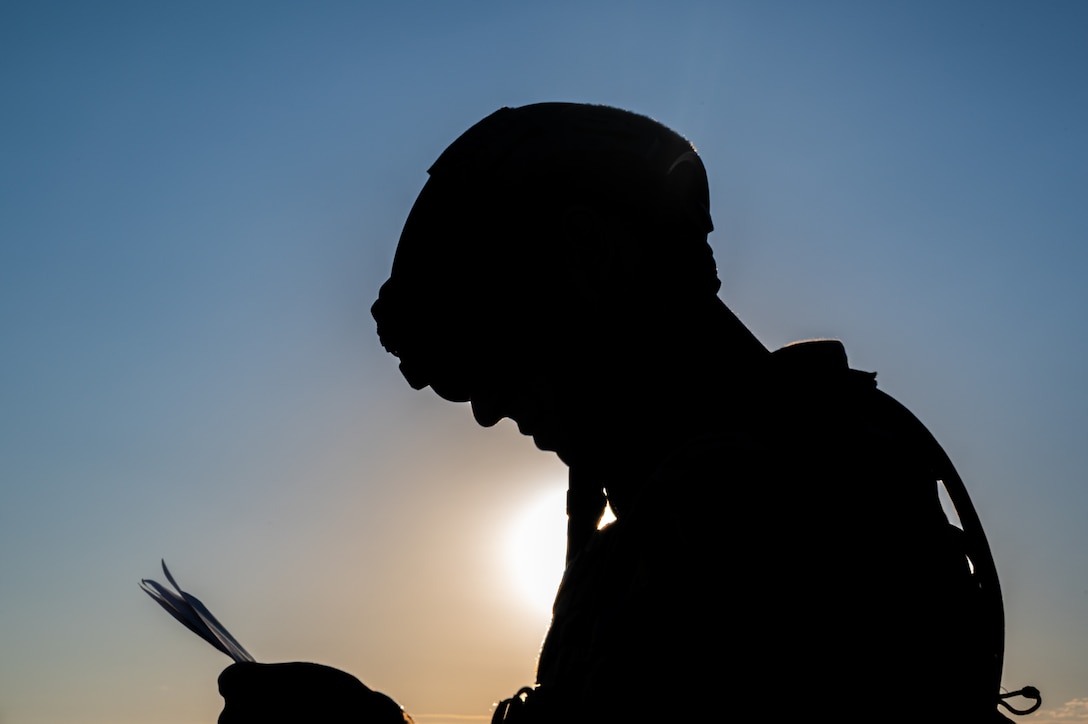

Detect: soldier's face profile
[468,366,571,456]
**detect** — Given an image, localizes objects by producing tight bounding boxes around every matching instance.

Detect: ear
[557,205,644,306]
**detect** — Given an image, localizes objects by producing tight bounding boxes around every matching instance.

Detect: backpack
[497,339,1040,723]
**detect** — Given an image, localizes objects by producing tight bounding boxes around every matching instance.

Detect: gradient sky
[2,2,1086,723]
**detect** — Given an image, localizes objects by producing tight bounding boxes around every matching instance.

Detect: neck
[566,297,769,514]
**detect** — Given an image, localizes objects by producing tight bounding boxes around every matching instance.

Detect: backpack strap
[867,388,1007,696]
[565,467,607,566]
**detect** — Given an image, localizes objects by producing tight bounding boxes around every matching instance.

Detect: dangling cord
[998,686,1042,716]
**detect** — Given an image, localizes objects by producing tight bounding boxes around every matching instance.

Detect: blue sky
[1,2,1086,722]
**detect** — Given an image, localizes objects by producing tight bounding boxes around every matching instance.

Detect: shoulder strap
[867,388,1006,694]
[566,467,607,566]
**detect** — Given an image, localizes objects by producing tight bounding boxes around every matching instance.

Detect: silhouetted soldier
[219,103,1025,723]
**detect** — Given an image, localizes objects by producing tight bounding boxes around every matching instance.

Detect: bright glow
[505,487,568,616]
[505,486,618,616]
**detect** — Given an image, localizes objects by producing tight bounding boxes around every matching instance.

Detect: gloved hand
[218,662,412,723]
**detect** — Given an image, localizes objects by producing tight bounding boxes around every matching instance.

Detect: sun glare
[504,485,617,616]
[505,486,568,616]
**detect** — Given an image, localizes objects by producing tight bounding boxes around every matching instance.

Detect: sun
[505,486,567,616]
[504,484,616,616]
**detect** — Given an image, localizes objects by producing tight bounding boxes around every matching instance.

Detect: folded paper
[140,559,255,663]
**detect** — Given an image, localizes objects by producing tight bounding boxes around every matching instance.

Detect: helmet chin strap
[566,466,608,566]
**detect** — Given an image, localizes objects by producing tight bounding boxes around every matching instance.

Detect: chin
[532,435,575,465]
[530,434,556,452]
[528,431,556,452]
